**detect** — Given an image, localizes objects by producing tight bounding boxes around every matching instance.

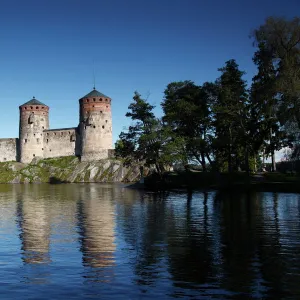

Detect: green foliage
[252,16,300,129]
[162,81,213,170]
[116,16,300,176]
[212,59,249,172]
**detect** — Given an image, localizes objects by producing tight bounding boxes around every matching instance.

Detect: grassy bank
[144,170,300,192]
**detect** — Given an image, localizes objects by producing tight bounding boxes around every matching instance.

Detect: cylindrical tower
[19,97,49,163]
[79,88,112,161]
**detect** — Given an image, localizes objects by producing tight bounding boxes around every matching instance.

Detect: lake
[0,183,299,299]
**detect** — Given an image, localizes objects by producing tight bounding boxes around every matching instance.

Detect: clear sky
[0,0,298,145]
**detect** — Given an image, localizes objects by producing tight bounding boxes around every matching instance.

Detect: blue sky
[0,0,298,144]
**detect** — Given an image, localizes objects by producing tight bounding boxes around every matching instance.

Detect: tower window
[102,125,104,129]
[50,149,51,152]
[24,139,27,143]
[106,120,108,123]
[100,111,102,113]
[42,126,44,129]
[36,106,39,109]
[93,105,95,107]
[105,99,108,102]
[31,106,33,109]
[33,154,35,157]
[41,118,44,121]
[37,138,39,142]
[93,98,96,101]
[106,106,108,108]
[42,107,44,109]
[87,99,89,102]
[100,98,102,101]
[93,126,96,128]
[46,139,48,143]
[34,133,36,136]
[42,148,44,150]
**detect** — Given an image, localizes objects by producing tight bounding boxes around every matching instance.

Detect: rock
[31,156,43,165]
[0,156,141,184]
[23,177,30,183]
[90,167,99,180]
[9,175,21,184]
[7,163,26,172]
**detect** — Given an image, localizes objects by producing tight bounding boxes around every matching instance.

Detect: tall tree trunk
[271,151,276,172]
[270,128,276,172]
[201,152,207,172]
[193,152,206,171]
[206,153,215,171]
[245,146,250,175]
[228,127,232,173]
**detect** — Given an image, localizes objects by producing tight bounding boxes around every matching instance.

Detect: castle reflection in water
[16,184,116,272]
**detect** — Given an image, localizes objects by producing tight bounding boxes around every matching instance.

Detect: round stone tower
[19,97,49,163]
[79,88,112,161]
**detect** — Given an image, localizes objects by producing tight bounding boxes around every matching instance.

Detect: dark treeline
[115,16,300,176]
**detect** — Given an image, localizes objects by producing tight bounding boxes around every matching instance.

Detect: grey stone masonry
[0,89,113,163]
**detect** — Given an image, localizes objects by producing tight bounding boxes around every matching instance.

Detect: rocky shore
[0,156,141,184]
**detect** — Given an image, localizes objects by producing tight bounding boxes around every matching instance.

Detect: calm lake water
[0,183,299,299]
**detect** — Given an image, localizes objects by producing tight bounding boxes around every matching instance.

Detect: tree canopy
[116,16,300,174]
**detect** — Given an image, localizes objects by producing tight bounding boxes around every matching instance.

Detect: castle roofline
[81,88,109,99]
[20,97,47,107]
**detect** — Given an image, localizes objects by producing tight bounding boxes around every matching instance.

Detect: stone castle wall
[0,89,113,163]
[43,128,77,158]
[0,138,18,162]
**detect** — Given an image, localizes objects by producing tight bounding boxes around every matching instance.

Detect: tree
[250,42,280,171]
[252,17,300,129]
[161,81,213,171]
[115,91,186,176]
[212,59,249,172]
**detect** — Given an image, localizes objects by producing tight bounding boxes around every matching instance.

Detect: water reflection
[77,184,116,282]
[0,184,300,299]
[16,185,51,265]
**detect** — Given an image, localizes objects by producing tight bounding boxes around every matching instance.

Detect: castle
[0,88,113,163]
